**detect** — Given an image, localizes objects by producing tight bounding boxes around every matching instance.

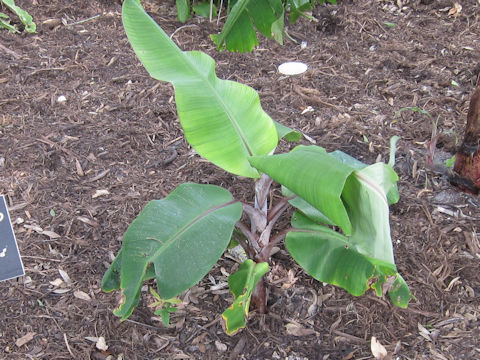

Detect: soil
[1,0,479,359]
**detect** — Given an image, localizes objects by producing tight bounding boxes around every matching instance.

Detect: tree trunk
[452,75,480,193]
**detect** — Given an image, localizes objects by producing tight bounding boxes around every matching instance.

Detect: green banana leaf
[123,0,278,178]
[282,186,337,226]
[249,145,355,235]
[288,0,314,23]
[102,183,242,320]
[340,163,398,262]
[286,213,411,307]
[274,121,302,142]
[210,0,284,52]
[222,260,269,335]
[175,0,190,22]
[1,0,36,33]
[193,2,217,18]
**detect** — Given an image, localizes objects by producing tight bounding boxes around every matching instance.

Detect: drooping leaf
[249,145,355,235]
[341,164,398,262]
[286,212,412,307]
[104,183,242,320]
[283,158,412,307]
[222,260,269,335]
[102,249,156,293]
[122,0,278,178]
[210,0,284,52]
[175,0,190,22]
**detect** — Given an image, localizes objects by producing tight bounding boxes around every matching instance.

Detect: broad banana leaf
[123,0,278,178]
[102,183,242,320]
[286,213,411,307]
[210,0,284,52]
[249,145,355,235]
[222,260,269,335]
[283,158,411,306]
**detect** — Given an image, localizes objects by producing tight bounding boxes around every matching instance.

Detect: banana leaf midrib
[147,199,239,262]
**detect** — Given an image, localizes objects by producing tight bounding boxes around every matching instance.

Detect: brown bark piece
[453,75,480,193]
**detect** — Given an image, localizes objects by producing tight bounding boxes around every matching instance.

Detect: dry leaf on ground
[371,336,388,359]
[15,332,35,347]
[285,323,318,336]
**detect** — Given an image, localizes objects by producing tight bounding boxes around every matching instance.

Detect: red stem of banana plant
[453,74,480,193]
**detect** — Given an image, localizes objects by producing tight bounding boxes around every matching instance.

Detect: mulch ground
[1,0,479,359]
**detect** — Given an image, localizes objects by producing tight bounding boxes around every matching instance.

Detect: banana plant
[174,0,337,52]
[102,0,412,336]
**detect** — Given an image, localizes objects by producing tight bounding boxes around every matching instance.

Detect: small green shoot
[394,106,432,120]
[0,11,17,32]
[148,287,182,326]
[384,21,395,27]
[0,0,36,33]
[50,209,56,217]
[445,155,456,168]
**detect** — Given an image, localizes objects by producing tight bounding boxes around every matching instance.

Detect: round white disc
[278,61,308,75]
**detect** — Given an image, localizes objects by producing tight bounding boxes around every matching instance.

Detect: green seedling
[102,0,412,336]
[148,287,181,326]
[445,155,456,168]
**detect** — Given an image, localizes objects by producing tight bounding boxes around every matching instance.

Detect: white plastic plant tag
[0,195,25,282]
[278,61,308,75]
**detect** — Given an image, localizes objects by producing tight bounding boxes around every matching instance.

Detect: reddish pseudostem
[235,174,294,314]
[453,75,480,193]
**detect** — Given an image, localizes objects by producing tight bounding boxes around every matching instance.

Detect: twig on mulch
[0,42,21,59]
[24,67,66,82]
[293,85,343,111]
[37,136,77,158]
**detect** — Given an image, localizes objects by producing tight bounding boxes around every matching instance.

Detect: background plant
[102,0,412,335]
[176,0,337,52]
[0,0,36,33]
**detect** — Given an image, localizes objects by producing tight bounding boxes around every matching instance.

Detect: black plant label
[0,195,24,282]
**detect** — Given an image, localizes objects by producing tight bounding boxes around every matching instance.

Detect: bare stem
[251,276,267,314]
[242,203,267,234]
[257,228,290,262]
[232,232,255,259]
[255,174,273,213]
[235,221,260,253]
[267,195,295,223]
